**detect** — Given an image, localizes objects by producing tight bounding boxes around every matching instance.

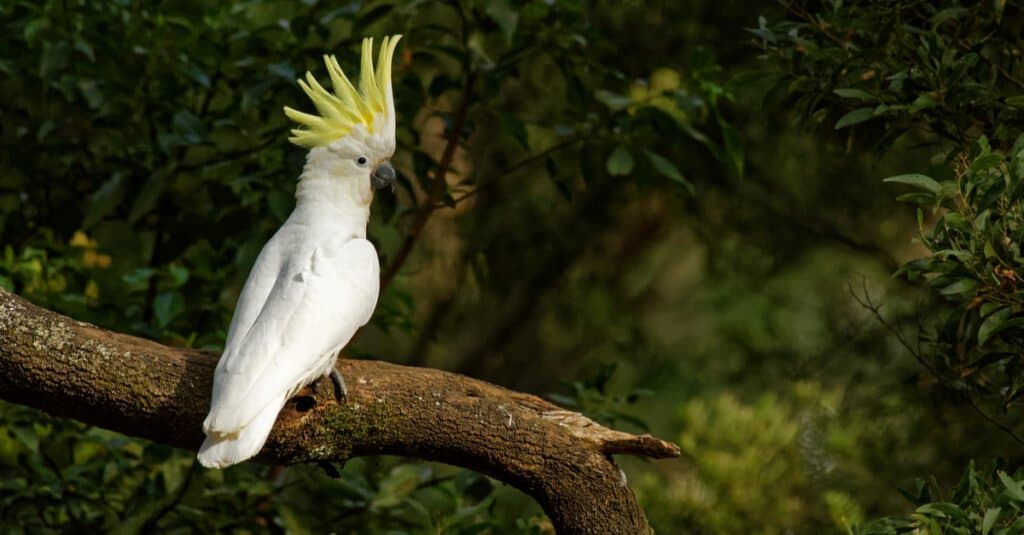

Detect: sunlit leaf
[883,174,942,194]
[606,146,634,176]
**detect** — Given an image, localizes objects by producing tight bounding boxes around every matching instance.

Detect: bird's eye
[356,156,368,166]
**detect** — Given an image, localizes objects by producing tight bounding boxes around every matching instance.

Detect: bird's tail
[197,396,285,469]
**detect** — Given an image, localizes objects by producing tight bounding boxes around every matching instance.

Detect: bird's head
[284,35,401,193]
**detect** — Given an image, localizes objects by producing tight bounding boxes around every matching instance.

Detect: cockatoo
[198,35,402,469]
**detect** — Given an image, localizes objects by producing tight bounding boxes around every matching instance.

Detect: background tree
[1,0,1024,533]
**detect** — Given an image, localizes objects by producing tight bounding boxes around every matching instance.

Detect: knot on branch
[540,409,681,459]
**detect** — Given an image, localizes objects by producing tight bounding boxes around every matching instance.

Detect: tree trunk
[0,288,678,534]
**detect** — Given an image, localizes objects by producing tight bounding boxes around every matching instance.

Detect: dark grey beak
[371,161,396,191]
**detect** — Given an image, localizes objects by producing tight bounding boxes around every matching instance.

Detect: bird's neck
[292,152,373,234]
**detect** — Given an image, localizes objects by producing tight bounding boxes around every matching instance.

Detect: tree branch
[0,288,678,534]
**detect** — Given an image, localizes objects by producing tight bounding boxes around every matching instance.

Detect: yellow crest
[283,35,402,148]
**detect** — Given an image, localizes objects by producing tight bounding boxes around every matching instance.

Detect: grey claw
[329,367,347,401]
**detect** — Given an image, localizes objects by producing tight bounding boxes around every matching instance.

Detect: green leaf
[747,16,777,43]
[267,61,296,80]
[941,213,971,232]
[644,151,693,193]
[970,153,1004,174]
[979,307,1012,345]
[77,79,104,110]
[833,88,876,101]
[445,495,496,529]
[939,278,979,296]
[23,18,48,41]
[718,115,744,177]
[883,174,942,194]
[129,169,169,223]
[1006,96,1024,109]
[181,61,211,88]
[981,302,1002,318]
[153,292,185,328]
[931,7,969,25]
[372,465,427,509]
[171,110,205,145]
[9,426,39,452]
[73,37,95,61]
[500,113,529,150]
[606,146,634,176]
[166,264,189,289]
[834,107,876,129]
[275,505,311,535]
[915,502,965,519]
[895,192,937,205]
[595,90,633,111]
[999,471,1024,502]
[485,0,519,42]
[122,268,157,292]
[982,507,1001,535]
[981,318,1024,349]
[910,94,939,112]
[84,173,128,229]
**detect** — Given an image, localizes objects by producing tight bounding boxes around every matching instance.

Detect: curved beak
[371,161,396,192]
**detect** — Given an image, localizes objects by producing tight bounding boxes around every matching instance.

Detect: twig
[964,395,1024,446]
[850,280,1024,447]
[995,64,1024,91]
[140,460,199,532]
[176,135,280,173]
[381,71,478,290]
[437,136,583,208]
[848,279,937,376]
[780,0,854,51]
[954,36,1024,91]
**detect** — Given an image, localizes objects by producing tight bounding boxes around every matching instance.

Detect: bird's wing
[204,237,380,435]
[222,231,288,346]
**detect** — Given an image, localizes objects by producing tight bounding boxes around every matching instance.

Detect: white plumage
[198,36,401,468]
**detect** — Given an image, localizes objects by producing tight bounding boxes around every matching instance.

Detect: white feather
[198,145,384,468]
[198,392,286,469]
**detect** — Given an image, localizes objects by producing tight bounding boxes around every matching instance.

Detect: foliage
[756,1,1024,531]
[888,135,1024,413]
[755,0,1024,150]
[545,362,652,431]
[856,461,1024,535]
[0,399,536,533]
[636,382,872,534]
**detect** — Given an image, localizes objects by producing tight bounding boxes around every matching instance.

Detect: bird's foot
[328,367,347,401]
[309,367,347,404]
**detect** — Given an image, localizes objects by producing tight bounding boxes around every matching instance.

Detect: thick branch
[0,288,678,534]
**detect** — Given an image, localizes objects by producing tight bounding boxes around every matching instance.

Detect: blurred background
[2,0,1024,533]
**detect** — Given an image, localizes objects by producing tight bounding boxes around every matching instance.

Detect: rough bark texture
[0,288,679,534]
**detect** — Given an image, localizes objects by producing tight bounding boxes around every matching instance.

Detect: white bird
[198,35,402,469]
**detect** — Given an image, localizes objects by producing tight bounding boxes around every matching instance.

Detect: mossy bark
[0,288,678,534]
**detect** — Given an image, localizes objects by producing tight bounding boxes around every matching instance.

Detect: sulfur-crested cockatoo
[198,35,402,469]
